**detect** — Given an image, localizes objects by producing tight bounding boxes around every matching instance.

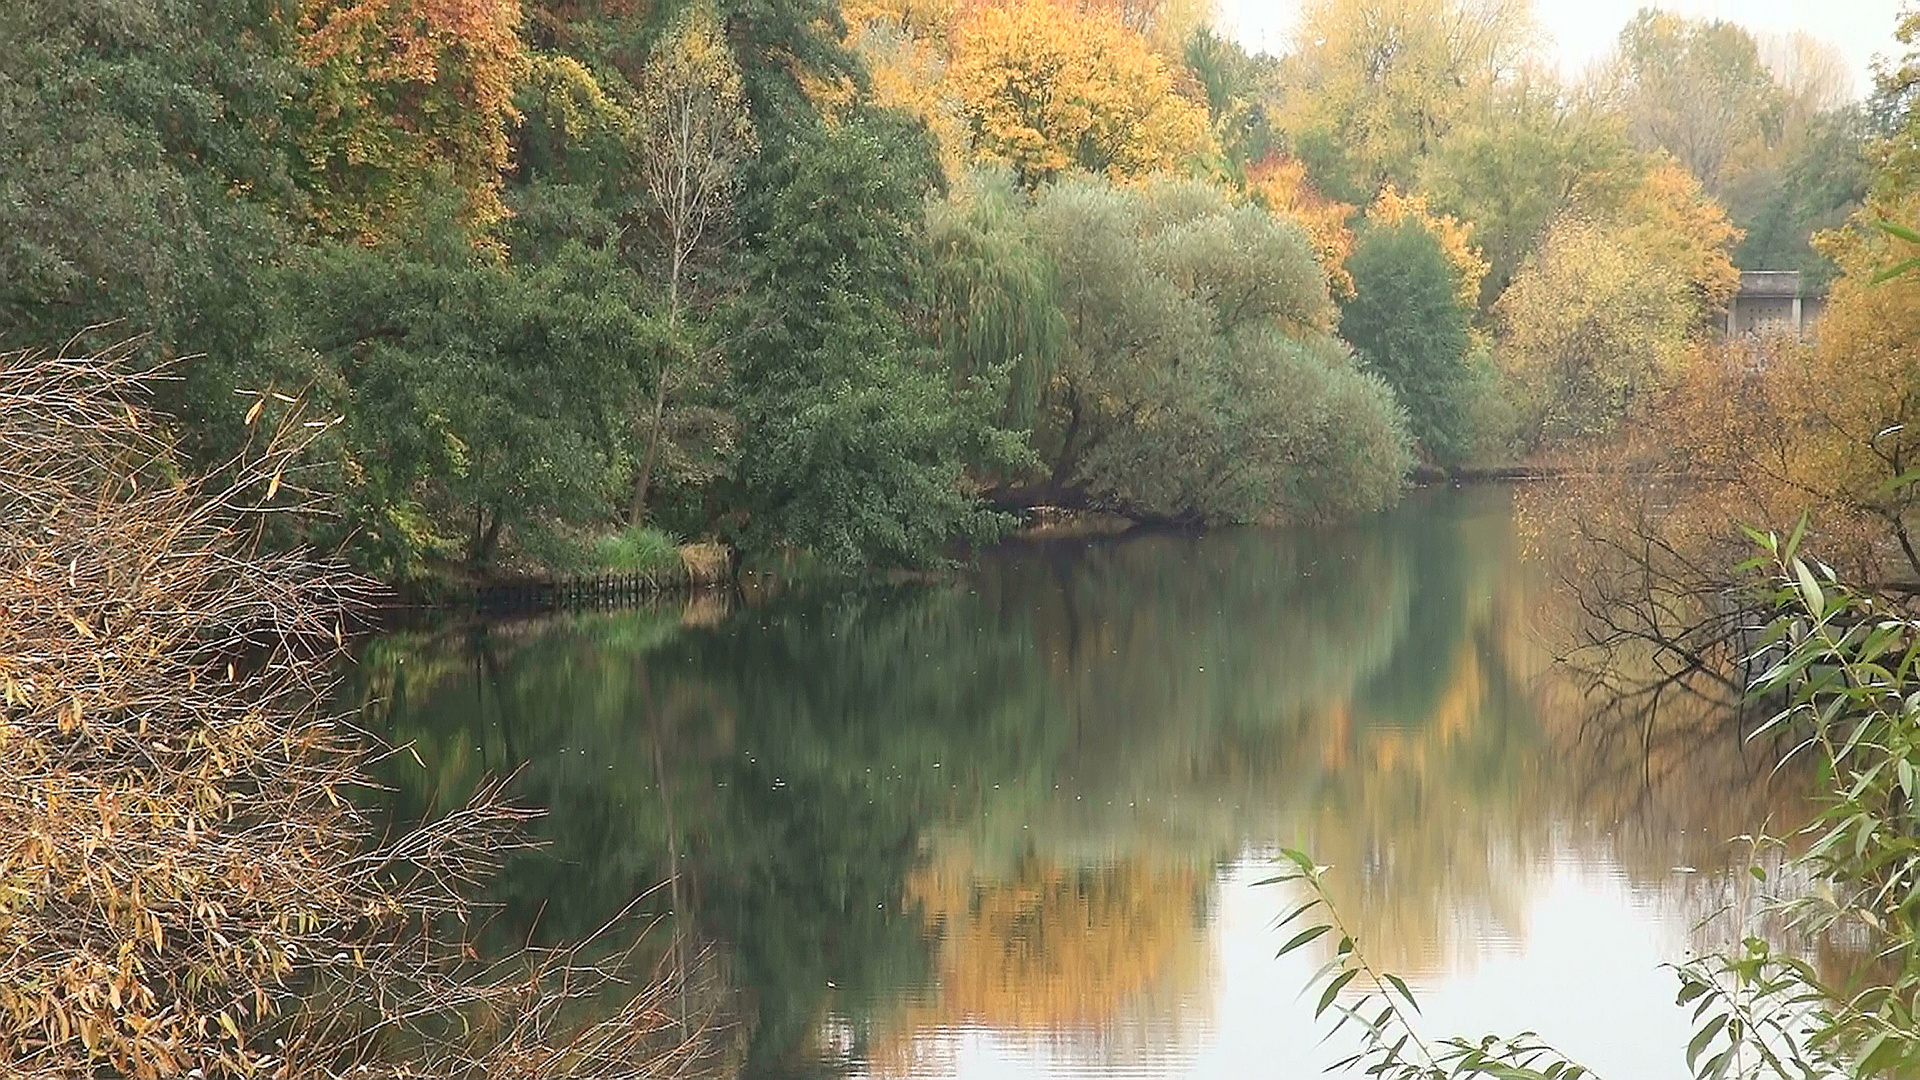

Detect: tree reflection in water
[354,486,1809,1078]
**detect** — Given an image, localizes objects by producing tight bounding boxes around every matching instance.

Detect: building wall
[1733,296,1799,336]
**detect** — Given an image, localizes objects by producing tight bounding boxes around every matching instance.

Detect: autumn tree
[1617,158,1742,313]
[1367,186,1488,308]
[1246,155,1358,299]
[842,0,970,174]
[1495,216,1696,447]
[1492,143,1737,449]
[1600,10,1778,196]
[629,4,757,523]
[1279,0,1537,201]
[297,0,527,240]
[948,0,1213,188]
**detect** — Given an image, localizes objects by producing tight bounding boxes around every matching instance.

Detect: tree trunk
[629,245,685,525]
[1049,391,1083,494]
[470,506,504,571]
[629,372,671,523]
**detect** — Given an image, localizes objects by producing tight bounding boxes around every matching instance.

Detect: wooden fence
[472,571,678,616]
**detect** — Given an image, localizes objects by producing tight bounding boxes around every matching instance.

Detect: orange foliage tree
[948,0,1213,187]
[842,0,970,174]
[297,0,527,241]
[1247,155,1358,300]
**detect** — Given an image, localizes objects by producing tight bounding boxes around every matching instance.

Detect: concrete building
[1725,270,1826,338]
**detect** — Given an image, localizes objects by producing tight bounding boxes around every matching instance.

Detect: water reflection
[356,486,1806,1079]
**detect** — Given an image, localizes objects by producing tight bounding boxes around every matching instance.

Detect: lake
[360,485,1803,1078]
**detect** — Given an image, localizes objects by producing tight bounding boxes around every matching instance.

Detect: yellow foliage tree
[1281,0,1537,198]
[1061,0,1214,54]
[1495,215,1696,447]
[1654,200,1920,583]
[843,0,970,175]
[949,0,1214,187]
[1492,149,1738,450]
[1617,157,1743,311]
[297,0,527,241]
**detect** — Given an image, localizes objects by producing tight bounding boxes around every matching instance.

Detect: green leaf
[1273,898,1322,930]
[1687,1013,1727,1071]
[1384,972,1420,1014]
[1877,219,1920,245]
[1793,558,1824,616]
[1277,923,1332,957]
[1316,967,1359,1018]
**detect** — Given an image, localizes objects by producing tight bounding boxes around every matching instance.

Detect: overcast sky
[1214,0,1908,99]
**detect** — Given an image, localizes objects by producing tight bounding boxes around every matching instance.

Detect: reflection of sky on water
[858,852,1698,1079]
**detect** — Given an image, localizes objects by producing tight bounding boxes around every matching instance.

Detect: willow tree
[629,4,757,524]
[924,172,1067,429]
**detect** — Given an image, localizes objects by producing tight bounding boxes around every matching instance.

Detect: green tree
[1725,105,1868,285]
[0,0,310,445]
[923,170,1068,429]
[297,223,650,576]
[728,108,1019,567]
[1340,219,1476,465]
[1024,175,1409,522]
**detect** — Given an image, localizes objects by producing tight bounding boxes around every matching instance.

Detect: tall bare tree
[629,4,757,524]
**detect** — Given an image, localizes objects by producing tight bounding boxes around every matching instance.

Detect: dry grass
[675,544,730,587]
[0,344,731,1078]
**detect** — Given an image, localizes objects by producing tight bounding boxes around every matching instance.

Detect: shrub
[0,347,722,1077]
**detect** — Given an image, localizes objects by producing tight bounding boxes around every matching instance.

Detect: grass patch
[594,525,685,577]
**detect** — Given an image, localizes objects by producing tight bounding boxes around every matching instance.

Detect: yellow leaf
[265,469,282,502]
[244,397,264,427]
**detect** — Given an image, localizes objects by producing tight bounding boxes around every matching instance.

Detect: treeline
[0,0,1873,579]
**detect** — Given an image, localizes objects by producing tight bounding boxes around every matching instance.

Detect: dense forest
[0,0,1891,585]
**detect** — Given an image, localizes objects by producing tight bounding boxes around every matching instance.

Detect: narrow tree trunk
[629,373,671,523]
[630,245,685,524]
[1049,392,1083,493]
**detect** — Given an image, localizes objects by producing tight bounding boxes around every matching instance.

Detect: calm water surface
[362,487,1799,1078]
